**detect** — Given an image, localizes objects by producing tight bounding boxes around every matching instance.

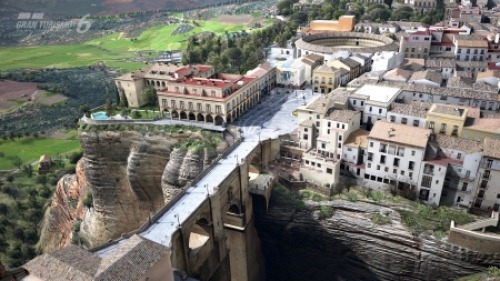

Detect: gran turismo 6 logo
[16,12,92,34]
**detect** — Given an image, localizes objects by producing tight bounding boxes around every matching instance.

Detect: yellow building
[328,58,361,81]
[158,72,260,125]
[312,64,340,93]
[425,104,478,137]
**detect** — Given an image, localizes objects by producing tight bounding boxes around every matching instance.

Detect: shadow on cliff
[253,193,383,281]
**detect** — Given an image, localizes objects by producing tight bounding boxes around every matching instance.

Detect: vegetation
[0,163,72,267]
[278,0,444,25]
[270,183,304,210]
[318,205,334,220]
[370,213,391,225]
[397,204,476,238]
[0,136,80,170]
[182,20,299,73]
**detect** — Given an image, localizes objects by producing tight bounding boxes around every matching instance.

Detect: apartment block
[399,31,432,59]
[386,101,430,128]
[364,120,432,191]
[349,85,401,127]
[473,138,500,212]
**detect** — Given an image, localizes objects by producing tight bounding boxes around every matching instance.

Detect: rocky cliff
[255,199,500,281]
[42,129,228,251]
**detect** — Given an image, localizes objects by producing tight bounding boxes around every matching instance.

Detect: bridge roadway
[95,89,319,255]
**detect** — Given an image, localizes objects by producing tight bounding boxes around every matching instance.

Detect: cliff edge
[41,129,228,251]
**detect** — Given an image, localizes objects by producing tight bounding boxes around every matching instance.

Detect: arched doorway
[228,204,241,215]
[226,115,231,124]
[197,113,205,122]
[215,115,224,126]
[171,110,179,119]
[188,112,196,121]
[180,111,187,120]
[206,115,214,124]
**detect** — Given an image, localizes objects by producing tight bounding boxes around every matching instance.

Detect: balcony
[423,168,434,175]
[306,150,336,163]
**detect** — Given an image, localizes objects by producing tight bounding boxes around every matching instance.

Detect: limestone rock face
[41,161,89,253]
[255,200,500,281]
[42,130,226,250]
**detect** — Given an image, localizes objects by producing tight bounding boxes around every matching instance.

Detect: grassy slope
[0,20,244,70]
[0,133,80,169]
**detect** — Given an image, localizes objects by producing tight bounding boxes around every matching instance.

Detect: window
[429,121,435,129]
[317,114,320,119]
[171,100,176,108]
[206,104,211,113]
[304,128,308,132]
[451,125,459,136]
[421,176,432,187]
[439,123,447,134]
[338,136,342,141]
[390,115,395,122]
[198,103,202,112]
[380,144,387,153]
[303,134,308,140]
[189,102,193,110]
[400,170,404,175]
[462,182,468,191]
[409,172,413,179]
[327,168,333,174]
[487,159,493,168]
[401,118,407,124]
[316,121,320,127]
[393,158,400,167]
[484,170,491,179]
[321,143,326,149]
[379,108,382,114]
[384,167,389,172]
[162,99,167,108]
[328,122,331,127]
[377,165,380,170]
[370,142,374,147]
[353,100,357,105]
[397,147,404,156]
[457,153,462,160]
[369,106,372,112]
[368,163,372,168]
[408,161,415,170]
[393,169,397,174]
[179,101,184,109]
[380,155,386,164]
[368,152,373,161]
[216,105,222,114]
[413,120,419,127]
[411,150,415,156]
[342,124,345,129]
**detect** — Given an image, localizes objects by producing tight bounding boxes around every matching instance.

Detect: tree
[222,48,243,72]
[21,164,33,178]
[80,104,91,118]
[391,6,414,21]
[144,87,158,107]
[105,98,113,117]
[11,156,22,169]
[83,191,93,208]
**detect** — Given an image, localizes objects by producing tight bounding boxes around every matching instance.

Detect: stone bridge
[93,137,280,281]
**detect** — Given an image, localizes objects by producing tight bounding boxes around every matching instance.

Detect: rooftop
[304,94,332,113]
[338,57,361,69]
[455,38,489,48]
[477,70,500,80]
[354,84,401,103]
[301,54,324,65]
[388,101,430,118]
[435,134,482,153]
[24,235,170,281]
[344,129,369,148]
[383,68,413,81]
[447,76,473,89]
[483,137,500,159]
[325,109,358,123]
[369,120,431,148]
[429,104,468,118]
[409,70,443,85]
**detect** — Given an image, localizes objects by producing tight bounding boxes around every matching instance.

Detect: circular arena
[295,32,398,58]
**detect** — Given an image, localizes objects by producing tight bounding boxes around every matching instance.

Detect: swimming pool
[91,111,110,120]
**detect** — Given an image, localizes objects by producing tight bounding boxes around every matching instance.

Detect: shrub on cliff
[318,206,334,220]
[83,192,93,209]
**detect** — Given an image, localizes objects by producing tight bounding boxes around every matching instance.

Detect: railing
[423,169,434,175]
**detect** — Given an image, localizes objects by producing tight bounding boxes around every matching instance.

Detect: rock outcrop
[42,129,227,251]
[255,199,500,281]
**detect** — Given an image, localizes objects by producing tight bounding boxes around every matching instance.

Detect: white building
[371,51,405,72]
[429,135,483,209]
[473,138,500,212]
[386,101,430,128]
[342,129,369,179]
[276,59,307,88]
[364,120,432,192]
[349,84,401,127]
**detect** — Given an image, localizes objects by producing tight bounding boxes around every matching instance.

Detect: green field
[0,20,245,71]
[0,136,80,169]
